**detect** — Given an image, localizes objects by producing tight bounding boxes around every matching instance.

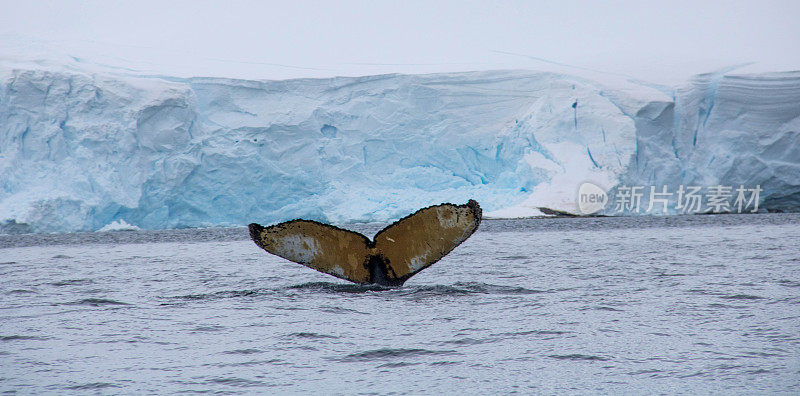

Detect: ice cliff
[1,64,798,233]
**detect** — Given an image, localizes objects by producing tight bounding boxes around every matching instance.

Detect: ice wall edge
[1,67,798,233]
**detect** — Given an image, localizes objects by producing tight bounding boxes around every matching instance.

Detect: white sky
[1,0,798,85]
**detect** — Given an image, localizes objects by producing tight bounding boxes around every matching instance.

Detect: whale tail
[249,200,481,286]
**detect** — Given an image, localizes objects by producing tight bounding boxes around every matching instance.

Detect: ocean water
[1,214,799,394]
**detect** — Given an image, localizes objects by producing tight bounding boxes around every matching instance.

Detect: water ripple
[287,282,390,294]
[64,298,130,306]
[167,288,275,301]
[1,335,49,341]
[222,348,263,355]
[336,348,459,362]
[721,294,764,300]
[286,332,338,339]
[549,354,610,361]
[207,377,266,387]
[63,382,121,390]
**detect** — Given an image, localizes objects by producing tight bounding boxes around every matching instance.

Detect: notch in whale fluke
[249,200,482,286]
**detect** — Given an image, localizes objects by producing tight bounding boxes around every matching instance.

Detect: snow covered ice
[1,61,799,233]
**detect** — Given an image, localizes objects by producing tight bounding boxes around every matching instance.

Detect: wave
[63,382,121,390]
[0,335,49,341]
[286,332,338,339]
[721,294,764,300]
[440,337,498,346]
[549,354,610,361]
[207,377,266,388]
[286,282,391,294]
[165,281,553,303]
[222,348,264,355]
[65,298,130,306]
[167,288,276,301]
[49,279,94,286]
[336,348,459,362]
[447,282,546,295]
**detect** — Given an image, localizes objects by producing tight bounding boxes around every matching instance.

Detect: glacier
[1,63,798,233]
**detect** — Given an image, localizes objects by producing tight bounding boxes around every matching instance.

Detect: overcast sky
[1,0,798,84]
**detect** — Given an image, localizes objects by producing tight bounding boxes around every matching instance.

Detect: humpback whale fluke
[249,200,482,286]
